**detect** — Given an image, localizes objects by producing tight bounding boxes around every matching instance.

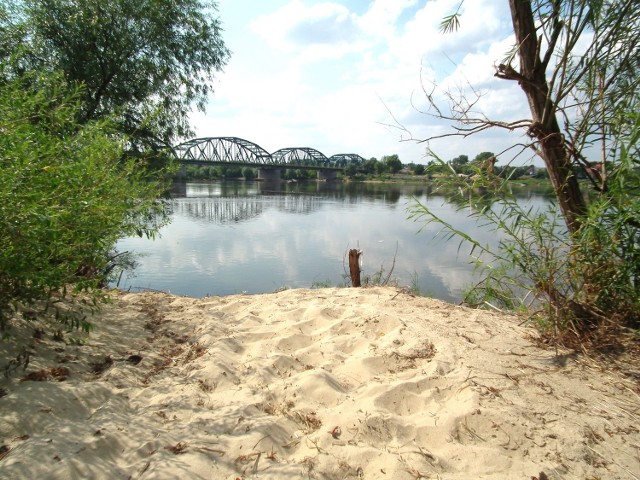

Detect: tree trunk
[505,0,587,234]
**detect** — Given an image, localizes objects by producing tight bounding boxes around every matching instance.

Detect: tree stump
[348,249,362,287]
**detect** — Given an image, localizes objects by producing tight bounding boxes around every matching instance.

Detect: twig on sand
[381,241,399,286]
[483,301,505,313]
[306,437,328,455]
[585,445,640,480]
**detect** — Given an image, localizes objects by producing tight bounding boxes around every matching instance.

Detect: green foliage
[362,157,378,174]
[1,0,230,155]
[413,1,640,350]
[534,168,549,180]
[382,154,403,174]
[221,166,243,178]
[283,169,315,181]
[374,161,388,175]
[0,69,168,331]
[410,123,640,349]
[439,2,462,34]
[343,163,358,178]
[569,114,640,324]
[473,152,495,164]
[242,167,256,180]
[450,154,468,166]
[448,154,472,175]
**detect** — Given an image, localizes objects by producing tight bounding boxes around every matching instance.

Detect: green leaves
[6,0,230,154]
[439,1,463,34]
[0,68,168,331]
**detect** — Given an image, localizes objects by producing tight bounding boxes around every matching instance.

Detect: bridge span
[174,137,366,180]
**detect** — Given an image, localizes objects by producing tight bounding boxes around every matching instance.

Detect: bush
[242,167,256,180]
[0,69,168,332]
[409,123,640,351]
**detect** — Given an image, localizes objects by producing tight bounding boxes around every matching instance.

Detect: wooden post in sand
[348,249,361,287]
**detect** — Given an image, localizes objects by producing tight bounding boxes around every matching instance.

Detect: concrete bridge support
[317,170,339,181]
[176,163,187,180]
[258,168,282,181]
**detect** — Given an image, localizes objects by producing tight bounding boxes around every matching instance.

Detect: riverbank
[1,287,638,479]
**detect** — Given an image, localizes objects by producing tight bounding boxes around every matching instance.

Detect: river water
[114,180,554,303]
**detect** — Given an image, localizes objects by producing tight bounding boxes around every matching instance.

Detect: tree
[496,0,586,232]
[449,154,471,174]
[433,0,639,234]
[450,154,468,167]
[472,152,495,165]
[0,68,167,331]
[375,161,388,175]
[242,167,256,180]
[411,0,640,346]
[1,0,230,156]
[534,167,549,180]
[382,154,403,174]
[343,163,358,178]
[363,157,379,174]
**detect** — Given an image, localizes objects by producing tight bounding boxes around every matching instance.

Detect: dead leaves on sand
[90,355,114,375]
[137,300,208,381]
[164,442,188,455]
[387,343,436,372]
[259,399,323,434]
[20,366,69,382]
[89,354,143,376]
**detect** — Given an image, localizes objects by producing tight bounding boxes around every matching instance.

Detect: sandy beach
[1,287,638,479]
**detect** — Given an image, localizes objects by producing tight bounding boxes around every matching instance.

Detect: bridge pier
[317,170,339,181]
[176,163,187,180]
[258,168,282,181]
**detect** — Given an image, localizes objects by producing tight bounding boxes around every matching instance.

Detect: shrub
[409,125,640,351]
[0,69,168,332]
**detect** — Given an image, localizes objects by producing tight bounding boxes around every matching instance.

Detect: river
[113,179,554,303]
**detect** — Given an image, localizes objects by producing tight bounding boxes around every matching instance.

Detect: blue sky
[191,0,538,165]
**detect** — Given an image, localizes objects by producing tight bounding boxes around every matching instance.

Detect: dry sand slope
[1,287,639,479]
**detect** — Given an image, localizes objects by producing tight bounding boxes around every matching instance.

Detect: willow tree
[0,69,168,332]
[1,0,231,156]
[503,1,638,233]
[434,0,639,232]
[413,0,640,345]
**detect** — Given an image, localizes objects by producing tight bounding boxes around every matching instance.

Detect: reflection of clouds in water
[116,182,552,300]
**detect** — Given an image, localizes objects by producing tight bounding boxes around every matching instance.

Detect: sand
[1,287,638,479]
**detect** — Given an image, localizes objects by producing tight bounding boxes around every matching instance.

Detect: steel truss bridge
[174,137,366,171]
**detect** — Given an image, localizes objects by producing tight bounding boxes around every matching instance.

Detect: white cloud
[195,0,534,164]
[250,1,362,58]
[357,0,420,39]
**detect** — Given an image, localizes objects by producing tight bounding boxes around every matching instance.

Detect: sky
[191,0,540,166]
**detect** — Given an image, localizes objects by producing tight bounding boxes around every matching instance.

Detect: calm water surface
[114,180,553,303]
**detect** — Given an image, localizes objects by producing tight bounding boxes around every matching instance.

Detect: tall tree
[411,1,640,340]
[2,0,230,156]
[382,154,403,173]
[433,0,639,234]
[497,1,586,232]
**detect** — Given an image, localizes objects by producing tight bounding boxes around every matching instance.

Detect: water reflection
[115,180,554,302]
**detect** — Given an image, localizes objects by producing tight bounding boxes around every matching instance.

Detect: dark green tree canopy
[450,155,468,166]
[382,154,403,173]
[2,0,230,154]
[472,152,495,164]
